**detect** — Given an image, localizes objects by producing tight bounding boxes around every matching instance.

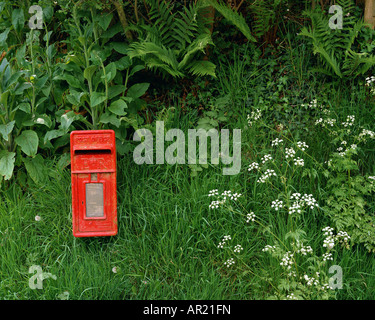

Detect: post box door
[73,172,117,235]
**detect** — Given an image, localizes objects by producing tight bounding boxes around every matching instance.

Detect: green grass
[1,112,375,300]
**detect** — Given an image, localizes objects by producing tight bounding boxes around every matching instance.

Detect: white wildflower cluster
[262,245,276,252]
[271,138,283,147]
[217,235,231,249]
[285,147,296,159]
[322,252,333,262]
[248,162,259,171]
[261,154,273,164]
[286,293,299,300]
[222,190,242,201]
[247,109,261,127]
[288,193,318,215]
[368,176,375,183]
[271,199,284,211]
[296,141,309,151]
[295,240,313,256]
[280,251,294,270]
[359,128,375,139]
[365,75,375,84]
[336,231,351,245]
[323,235,335,250]
[234,244,243,253]
[208,190,242,209]
[209,200,225,209]
[306,99,318,108]
[293,157,304,167]
[322,226,350,250]
[208,189,219,197]
[315,117,336,127]
[336,141,357,156]
[303,273,320,286]
[342,115,355,128]
[322,108,331,115]
[246,212,256,223]
[257,169,277,183]
[365,76,375,92]
[224,258,235,267]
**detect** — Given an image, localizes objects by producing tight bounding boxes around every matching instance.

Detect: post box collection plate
[70,130,117,237]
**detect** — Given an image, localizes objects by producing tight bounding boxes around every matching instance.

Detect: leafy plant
[314,109,375,252]
[52,2,149,154]
[127,0,255,79]
[299,0,375,78]
[127,0,216,78]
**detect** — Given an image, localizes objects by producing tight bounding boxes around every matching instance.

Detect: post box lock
[70,130,117,237]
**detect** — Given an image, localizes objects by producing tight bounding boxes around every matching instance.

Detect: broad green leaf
[129,65,144,77]
[0,121,15,141]
[60,111,78,132]
[15,130,39,157]
[0,91,9,107]
[99,112,121,127]
[90,91,106,107]
[34,114,52,128]
[14,82,32,95]
[23,154,46,184]
[115,56,131,71]
[18,102,31,113]
[57,152,71,171]
[109,99,127,116]
[0,28,10,49]
[35,74,49,89]
[104,62,117,83]
[66,90,85,106]
[97,12,113,31]
[44,129,64,144]
[63,74,82,88]
[0,150,15,180]
[111,42,128,54]
[126,83,149,99]
[108,85,126,99]
[83,65,98,81]
[12,9,25,32]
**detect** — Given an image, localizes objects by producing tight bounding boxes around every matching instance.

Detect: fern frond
[201,0,256,42]
[187,60,216,78]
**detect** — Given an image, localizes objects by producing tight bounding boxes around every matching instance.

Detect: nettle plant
[206,109,353,299]
[52,3,149,154]
[312,101,375,252]
[0,29,57,183]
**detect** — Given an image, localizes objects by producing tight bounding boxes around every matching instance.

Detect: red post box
[70,130,117,237]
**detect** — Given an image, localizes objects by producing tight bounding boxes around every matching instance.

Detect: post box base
[73,230,118,238]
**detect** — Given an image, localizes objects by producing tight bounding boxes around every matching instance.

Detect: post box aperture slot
[85,183,104,218]
[75,149,111,155]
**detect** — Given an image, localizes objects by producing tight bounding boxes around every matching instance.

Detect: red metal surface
[70,130,117,237]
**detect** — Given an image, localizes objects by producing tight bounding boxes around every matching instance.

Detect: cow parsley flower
[296,141,309,151]
[246,212,256,223]
[248,162,259,171]
[257,169,277,183]
[293,157,304,166]
[224,258,235,267]
[285,148,296,159]
[271,199,283,211]
[234,244,243,253]
[271,138,283,147]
